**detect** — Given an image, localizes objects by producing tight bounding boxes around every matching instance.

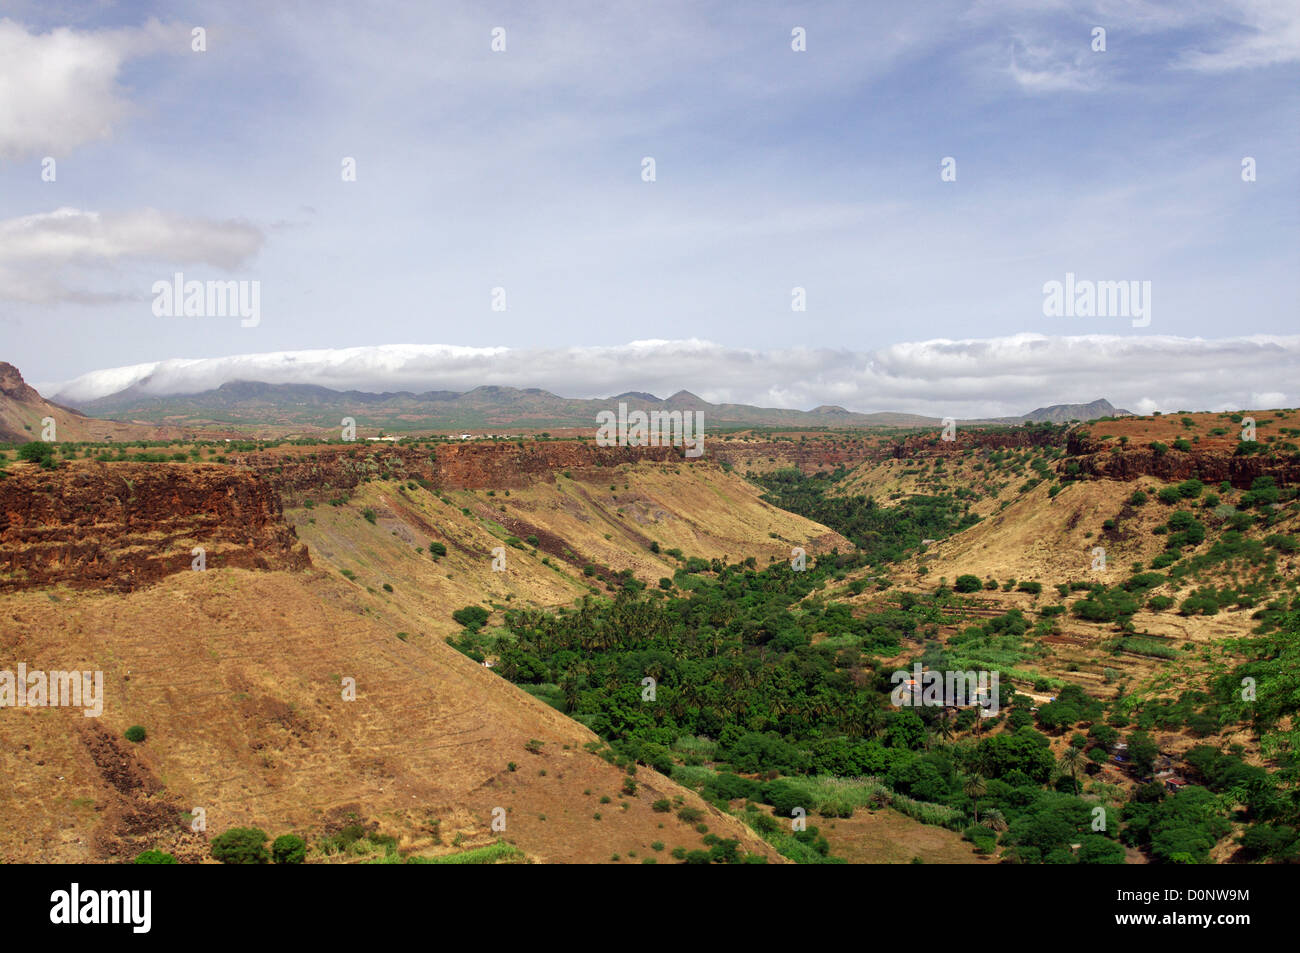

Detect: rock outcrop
[0,463,309,591]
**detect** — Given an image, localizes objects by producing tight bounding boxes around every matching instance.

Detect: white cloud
[43,334,1298,418]
[0,18,187,160]
[1174,0,1300,72]
[0,206,263,303]
[1006,38,1104,93]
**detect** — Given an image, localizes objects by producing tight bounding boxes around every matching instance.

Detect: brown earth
[0,569,783,863]
[0,441,850,863]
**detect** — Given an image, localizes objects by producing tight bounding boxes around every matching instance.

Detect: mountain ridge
[42,368,1131,433]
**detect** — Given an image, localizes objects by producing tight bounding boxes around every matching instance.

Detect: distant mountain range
[54,374,1132,433]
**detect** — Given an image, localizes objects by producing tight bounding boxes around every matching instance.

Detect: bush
[133,850,177,864]
[17,441,56,468]
[954,574,982,593]
[362,508,377,524]
[452,605,490,630]
[272,834,307,864]
[429,541,447,557]
[211,827,270,864]
[964,824,997,854]
[124,725,147,743]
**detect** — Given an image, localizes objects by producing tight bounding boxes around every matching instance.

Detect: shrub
[124,725,147,743]
[133,850,177,864]
[17,442,56,468]
[1071,587,1139,624]
[954,574,982,593]
[211,827,270,864]
[452,605,490,630]
[362,508,377,524]
[964,824,997,854]
[429,541,447,557]
[272,834,307,864]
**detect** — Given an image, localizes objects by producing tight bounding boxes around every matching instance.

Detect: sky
[0,0,1296,417]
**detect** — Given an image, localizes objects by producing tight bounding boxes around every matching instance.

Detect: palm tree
[980,808,1008,834]
[1060,746,1084,796]
[963,773,987,826]
[936,709,954,743]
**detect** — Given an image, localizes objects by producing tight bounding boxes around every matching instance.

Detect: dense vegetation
[750,468,980,563]
[447,460,1299,864]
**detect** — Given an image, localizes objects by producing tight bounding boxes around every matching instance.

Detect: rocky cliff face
[1066,433,1300,487]
[704,428,1064,473]
[887,428,1063,458]
[0,463,309,592]
[0,362,42,405]
[228,441,699,500]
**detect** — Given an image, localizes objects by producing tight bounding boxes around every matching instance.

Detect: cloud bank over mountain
[42,334,1298,420]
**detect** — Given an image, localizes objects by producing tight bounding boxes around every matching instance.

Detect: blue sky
[0,0,1296,415]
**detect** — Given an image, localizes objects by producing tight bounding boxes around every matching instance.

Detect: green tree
[1059,746,1084,796]
[452,605,490,630]
[211,827,270,865]
[17,441,56,469]
[963,773,987,826]
[1127,731,1159,776]
[272,833,307,864]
